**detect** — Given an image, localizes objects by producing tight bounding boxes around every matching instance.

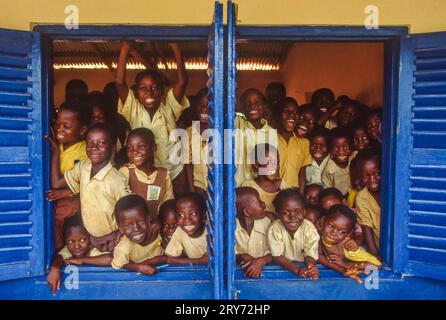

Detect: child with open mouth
[235,88,277,187]
[165,193,208,265]
[268,188,320,280]
[277,97,311,192]
[119,127,174,218]
[111,194,165,275]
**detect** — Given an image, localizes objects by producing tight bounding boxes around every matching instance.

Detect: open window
[224,0,421,299]
[0,1,225,299]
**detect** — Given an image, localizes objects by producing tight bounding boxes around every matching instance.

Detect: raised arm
[169,43,188,102]
[65,253,113,266]
[46,128,68,189]
[114,41,131,104]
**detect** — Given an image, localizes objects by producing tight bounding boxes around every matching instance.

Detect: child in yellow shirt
[119,128,174,218]
[46,101,91,250]
[295,103,318,139]
[319,187,363,248]
[158,199,178,249]
[276,97,311,190]
[235,88,277,187]
[241,143,288,218]
[111,194,165,275]
[47,123,131,252]
[114,41,190,197]
[47,214,112,295]
[355,149,382,257]
[321,128,354,196]
[268,188,320,279]
[165,193,208,264]
[306,127,330,186]
[348,156,363,208]
[235,186,272,278]
[312,88,337,129]
[318,205,381,283]
[185,88,209,199]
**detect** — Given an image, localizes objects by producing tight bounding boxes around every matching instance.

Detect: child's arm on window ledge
[167,253,208,265]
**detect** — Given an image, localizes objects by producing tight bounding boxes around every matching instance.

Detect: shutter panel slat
[0,28,45,282]
[400,32,446,280]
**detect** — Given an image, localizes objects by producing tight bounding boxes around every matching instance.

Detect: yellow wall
[1,0,445,33]
[280,42,383,107]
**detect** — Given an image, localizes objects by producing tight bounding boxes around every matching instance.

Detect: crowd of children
[234,83,383,282]
[46,41,383,293]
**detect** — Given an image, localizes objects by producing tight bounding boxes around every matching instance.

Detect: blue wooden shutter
[395,32,446,281]
[225,0,237,300]
[206,1,224,299]
[0,29,45,281]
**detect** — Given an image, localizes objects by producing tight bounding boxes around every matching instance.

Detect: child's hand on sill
[47,267,61,295]
[344,263,366,284]
[306,264,319,280]
[137,264,158,276]
[241,258,265,278]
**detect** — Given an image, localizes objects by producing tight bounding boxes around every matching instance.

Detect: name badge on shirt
[147,185,161,201]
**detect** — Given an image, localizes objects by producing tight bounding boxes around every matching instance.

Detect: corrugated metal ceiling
[52,40,290,70]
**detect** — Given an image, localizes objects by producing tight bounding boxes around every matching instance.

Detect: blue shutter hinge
[233,289,241,300]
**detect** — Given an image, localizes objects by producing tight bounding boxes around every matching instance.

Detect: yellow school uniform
[64,160,131,237]
[305,156,329,186]
[278,133,312,188]
[118,88,190,180]
[267,219,320,262]
[356,187,381,240]
[234,113,278,187]
[119,164,174,209]
[321,158,352,196]
[324,118,338,129]
[241,179,289,213]
[186,125,208,191]
[59,141,88,174]
[58,245,106,260]
[165,227,207,259]
[321,239,381,266]
[348,188,359,208]
[235,216,271,258]
[111,234,164,269]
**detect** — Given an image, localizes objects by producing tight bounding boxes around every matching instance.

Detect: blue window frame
[0,1,225,300]
[0,0,446,299]
[225,0,446,300]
